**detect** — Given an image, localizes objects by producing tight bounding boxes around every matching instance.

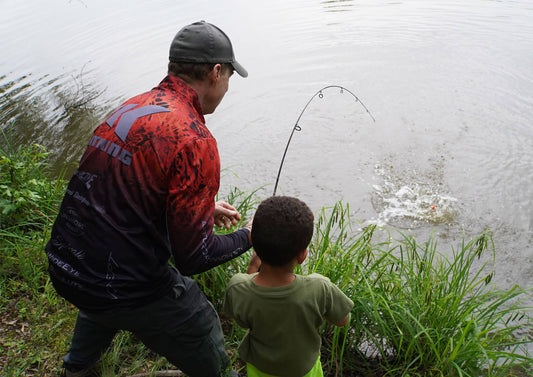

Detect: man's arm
[166,138,252,275]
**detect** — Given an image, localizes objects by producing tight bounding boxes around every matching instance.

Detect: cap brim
[232,60,248,78]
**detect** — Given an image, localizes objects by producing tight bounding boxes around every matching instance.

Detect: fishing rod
[272,85,375,196]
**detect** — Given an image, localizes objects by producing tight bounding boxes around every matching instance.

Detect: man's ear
[297,249,308,265]
[208,64,222,84]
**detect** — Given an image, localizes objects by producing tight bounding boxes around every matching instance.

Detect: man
[45,21,251,377]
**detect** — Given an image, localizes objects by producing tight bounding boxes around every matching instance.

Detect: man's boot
[60,366,99,377]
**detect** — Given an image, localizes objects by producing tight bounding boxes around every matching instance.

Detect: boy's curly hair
[251,196,314,266]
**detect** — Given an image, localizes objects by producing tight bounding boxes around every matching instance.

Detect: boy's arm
[330,312,350,327]
[322,278,354,327]
[223,275,251,329]
[246,251,261,274]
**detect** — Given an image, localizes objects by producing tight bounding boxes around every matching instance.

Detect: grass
[1,137,531,377]
[308,203,532,376]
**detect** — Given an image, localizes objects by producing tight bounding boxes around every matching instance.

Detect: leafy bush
[0,125,66,230]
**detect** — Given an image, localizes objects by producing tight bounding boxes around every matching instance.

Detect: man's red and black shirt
[45,75,251,311]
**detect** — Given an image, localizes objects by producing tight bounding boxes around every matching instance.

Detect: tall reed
[302,202,532,377]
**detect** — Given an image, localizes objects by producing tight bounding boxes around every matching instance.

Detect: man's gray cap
[169,21,248,78]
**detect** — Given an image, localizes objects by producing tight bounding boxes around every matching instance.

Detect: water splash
[370,163,458,228]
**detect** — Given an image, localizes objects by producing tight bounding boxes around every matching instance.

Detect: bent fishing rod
[272,85,376,196]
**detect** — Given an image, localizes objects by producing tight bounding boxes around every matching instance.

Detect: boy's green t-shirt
[223,272,354,377]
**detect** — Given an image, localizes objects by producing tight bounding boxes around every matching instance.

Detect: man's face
[203,65,234,114]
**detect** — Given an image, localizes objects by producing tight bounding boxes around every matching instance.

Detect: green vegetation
[1,136,531,377]
[1,127,78,376]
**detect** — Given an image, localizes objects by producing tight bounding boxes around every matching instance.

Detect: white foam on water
[368,164,458,228]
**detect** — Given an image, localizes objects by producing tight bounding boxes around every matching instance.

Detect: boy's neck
[253,263,296,287]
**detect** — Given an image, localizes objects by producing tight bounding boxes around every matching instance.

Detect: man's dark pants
[63,276,230,376]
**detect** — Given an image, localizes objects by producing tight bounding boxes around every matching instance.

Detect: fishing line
[272,85,375,196]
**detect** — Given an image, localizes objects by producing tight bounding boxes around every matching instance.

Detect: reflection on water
[320,0,355,13]
[0,72,110,175]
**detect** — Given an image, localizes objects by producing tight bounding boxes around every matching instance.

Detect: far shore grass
[1,132,532,377]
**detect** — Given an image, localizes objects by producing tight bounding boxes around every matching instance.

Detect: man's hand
[214,201,241,230]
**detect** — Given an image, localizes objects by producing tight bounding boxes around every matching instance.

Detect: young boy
[223,196,354,377]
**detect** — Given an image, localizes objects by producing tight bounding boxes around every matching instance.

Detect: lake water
[1,0,532,351]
